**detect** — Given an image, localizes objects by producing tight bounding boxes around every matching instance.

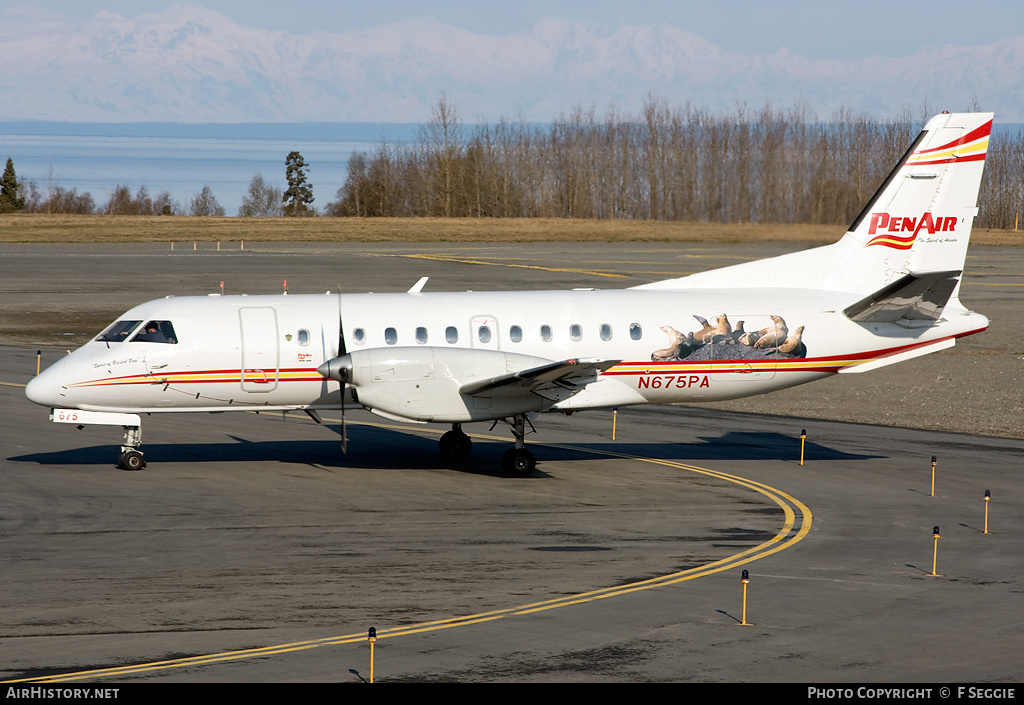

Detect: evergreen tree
[1,158,26,213]
[283,151,314,216]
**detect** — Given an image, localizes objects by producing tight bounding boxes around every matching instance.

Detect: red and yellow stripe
[68,367,324,389]
[906,119,991,167]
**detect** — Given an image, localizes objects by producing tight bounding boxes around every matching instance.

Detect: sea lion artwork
[753,315,789,349]
[651,314,807,362]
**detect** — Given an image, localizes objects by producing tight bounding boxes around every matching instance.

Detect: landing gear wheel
[119,449,146,471]
[439,429,472,460]
[502,448,536,478]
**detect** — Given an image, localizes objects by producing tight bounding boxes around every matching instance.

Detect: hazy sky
[13,0,1024,60]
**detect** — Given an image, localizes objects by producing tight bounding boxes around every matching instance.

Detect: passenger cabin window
[478,325,492,344]
[97,320,141,343]
[509,325,523,343]
[540,324,552,342]
[600,324,612,341]
[131,321,177,344]
[415,326,428,344]
[569,324,582,342]
[353,328,366,345]
[297,329,310,346]
[385,327,398,345]
[445,326,458,344]
[629,323,643,340]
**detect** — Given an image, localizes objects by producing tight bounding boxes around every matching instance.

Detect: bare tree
[239,173,283,217]
[189,185,225,216]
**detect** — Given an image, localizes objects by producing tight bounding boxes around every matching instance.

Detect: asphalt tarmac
[1,241,1022,683]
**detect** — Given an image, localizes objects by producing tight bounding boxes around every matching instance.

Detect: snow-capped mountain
[1,3,1021,123]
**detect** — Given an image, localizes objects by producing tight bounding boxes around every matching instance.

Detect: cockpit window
[96,320,142,343]
[131,321,177,344]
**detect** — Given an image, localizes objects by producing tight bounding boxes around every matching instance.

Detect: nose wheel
[119,449,146,471]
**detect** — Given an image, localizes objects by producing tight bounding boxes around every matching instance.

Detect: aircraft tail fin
[843,111,992,286]
[634,112,993,295]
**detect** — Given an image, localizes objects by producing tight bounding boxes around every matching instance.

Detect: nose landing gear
[118,422,146,471]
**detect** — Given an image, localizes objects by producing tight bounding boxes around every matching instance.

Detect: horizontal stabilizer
[839,338,955,374]
[844,270,961,323]
[460,358,619,399]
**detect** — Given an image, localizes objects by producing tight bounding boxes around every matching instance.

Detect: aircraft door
[240,307,280,392]
[469,315,500,351]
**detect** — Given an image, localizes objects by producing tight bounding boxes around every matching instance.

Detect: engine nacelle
[318,347,556,422]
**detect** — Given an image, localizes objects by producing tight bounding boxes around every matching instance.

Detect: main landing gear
[437,416,537,477]
[439,423,472,461]
[501,414,536,478]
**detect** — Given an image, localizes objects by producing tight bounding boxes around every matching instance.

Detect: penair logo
[865,212,957,250]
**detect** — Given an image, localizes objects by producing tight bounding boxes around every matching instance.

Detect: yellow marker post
[984,490,991,534]
[36,350,41,376]
[931,526,941,576]
[612,408,618,440]
[368,627,377,683]
[740,570,750,625]
[930,456,937,497]
[800,429,806,465]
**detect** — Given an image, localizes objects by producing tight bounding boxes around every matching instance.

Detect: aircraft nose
[25,358,65,407]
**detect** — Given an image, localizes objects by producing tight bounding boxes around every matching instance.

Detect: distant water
[0,123,420,215]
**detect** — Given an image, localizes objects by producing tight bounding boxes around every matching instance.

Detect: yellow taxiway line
[3,423,811,683]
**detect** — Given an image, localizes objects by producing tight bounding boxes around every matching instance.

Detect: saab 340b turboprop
[26,112,993,476]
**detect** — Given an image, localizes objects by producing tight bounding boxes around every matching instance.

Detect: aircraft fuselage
[26,288,988,423]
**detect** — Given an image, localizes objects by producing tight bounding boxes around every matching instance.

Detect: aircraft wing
[459,357,620,403]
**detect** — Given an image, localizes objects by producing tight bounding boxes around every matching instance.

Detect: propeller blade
[339,307,348,453]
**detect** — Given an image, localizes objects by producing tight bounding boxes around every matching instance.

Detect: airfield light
[36,350,41,376]
[740,570,750,625]
[932,526,941,576]
[984,490,991,534]
[368,627,377,683]
[800,429,807,465]
[931,456,938,496]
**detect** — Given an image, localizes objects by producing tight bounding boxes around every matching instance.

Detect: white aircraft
[26,112,993,476]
